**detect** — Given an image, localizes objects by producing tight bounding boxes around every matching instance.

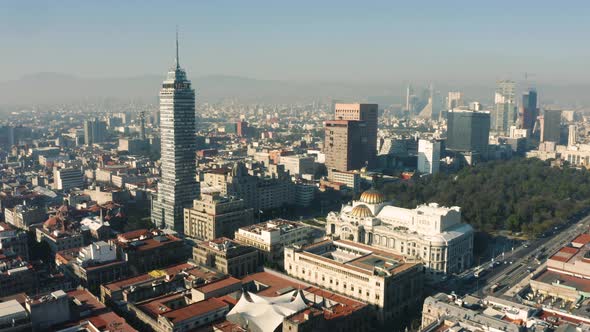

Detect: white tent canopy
[227,290,308,332]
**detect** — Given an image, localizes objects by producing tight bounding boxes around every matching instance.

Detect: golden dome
[349,204,373,218]
[359,189,385,204]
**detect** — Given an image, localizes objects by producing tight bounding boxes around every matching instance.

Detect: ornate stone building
[326,189,473,276]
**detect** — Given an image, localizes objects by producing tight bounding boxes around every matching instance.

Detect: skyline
[2,1,590,85]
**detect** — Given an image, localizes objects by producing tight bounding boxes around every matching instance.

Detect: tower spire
[175,26,180,69]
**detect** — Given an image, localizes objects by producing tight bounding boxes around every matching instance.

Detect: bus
[474,266,487,278]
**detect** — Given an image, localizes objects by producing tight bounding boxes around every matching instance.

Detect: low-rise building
[55,241,127,294]
[128,292,229,332]
[0,252,38,297]
[100,262,224,306]
[193,238,260,277]
[4,204,46,230]
[284,239,424,322]
[35,217,84,255]
[114,229,188,275]
[420,293,525,332]
[53,167,84,192]
[0,222,29,260]
[279,154,315,176]
[234,219,316,264]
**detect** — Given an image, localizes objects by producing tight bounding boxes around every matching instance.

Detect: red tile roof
[162,297,228,323]
[573,234,590,246]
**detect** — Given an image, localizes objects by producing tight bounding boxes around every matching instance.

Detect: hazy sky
[2,0,590,84]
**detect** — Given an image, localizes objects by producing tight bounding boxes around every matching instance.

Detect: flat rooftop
[239,219,305,235]
[535,270,590,293]
[301,239,412,276]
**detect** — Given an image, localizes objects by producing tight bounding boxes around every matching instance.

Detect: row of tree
[380,158,590,236]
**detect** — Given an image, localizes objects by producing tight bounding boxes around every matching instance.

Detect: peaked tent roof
[226,290,308,332]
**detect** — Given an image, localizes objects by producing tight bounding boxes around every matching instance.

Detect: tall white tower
[418,139,441,174]
[151,32,200,232]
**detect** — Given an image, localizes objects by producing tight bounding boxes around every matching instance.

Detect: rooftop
[239,219,306,235]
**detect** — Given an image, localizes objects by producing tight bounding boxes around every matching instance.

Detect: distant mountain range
[1,72,589,107]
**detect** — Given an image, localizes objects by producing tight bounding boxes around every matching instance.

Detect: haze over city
[3,2,590,332]
[2,1,590,105]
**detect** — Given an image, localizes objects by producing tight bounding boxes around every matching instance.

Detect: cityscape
[2,1,590,331]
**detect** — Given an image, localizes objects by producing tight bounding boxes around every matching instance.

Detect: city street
[445,212,590,297]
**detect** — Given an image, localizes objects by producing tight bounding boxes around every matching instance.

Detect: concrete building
[417,139,441,175]
[541,109,562,143]
[4,204,46,230]
[193,237,260,277]
[114,229,187,275]
[183,192,254,241]
[53,167,84,191]
[279,154,315,176]
[127,292,229,332]
[326,189,473,275]
[420,293,527,332]
[526,142,590,168]
[324,120,368,172]
[446,109,490,158]
[327,169,361,194]
[568,124,578,147]
[0,223,29,260]
[83,118,107,145]
[520,89,538,132]
[35,217,84,255]
[447,91,463,109]
[55,241,127,294]
[0,299,30,331]
[234,219,316,264]
[0,252,38,297]
[334,103,378,168]
[284,239,423,322]
[203,163,295,212]
[151,35,200,232]
[492,80,517,135]
[100,262,224,306]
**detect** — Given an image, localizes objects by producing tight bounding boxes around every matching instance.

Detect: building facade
[417,139,441,175]
[234,219,316,264]
[540,109,562,143]
[284,239,423,322]
[334,103,378,168]
[193,238,260,277]
[326,189,473,275]
[184,192,254,241]
[53,167,84,191]
[324,120,368,172]
[446,109,490,157]
[151,36,200,232]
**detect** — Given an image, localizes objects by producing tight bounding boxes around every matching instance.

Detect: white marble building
[326,189,473,275]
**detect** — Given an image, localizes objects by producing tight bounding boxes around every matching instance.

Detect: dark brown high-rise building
[334,103,378,167]
[324,120,368,172]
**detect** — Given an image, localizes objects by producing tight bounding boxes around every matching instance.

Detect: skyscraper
[324,120,368,172]
[447,91,463,110]
[84,118,107,145]
[418,139,441,174]
[151,33,199,232]
[491,80,516,134]
[334,103,378,168]
[540,109,562,143]
[568,124,577,146]
[520,89,538,131]
[446,109,490,156]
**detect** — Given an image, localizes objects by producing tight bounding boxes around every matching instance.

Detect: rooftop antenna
[175,26,180,69]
